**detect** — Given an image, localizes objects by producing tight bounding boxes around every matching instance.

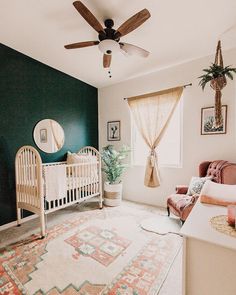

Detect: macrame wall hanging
[199,40,236,128]
[210,41,226,127]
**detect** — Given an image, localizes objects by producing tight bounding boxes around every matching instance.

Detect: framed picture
[107,121,121,141]
[40,128,47,143]
[201,105,227,135]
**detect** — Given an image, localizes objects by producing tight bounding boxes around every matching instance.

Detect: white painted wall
[98,48,236,208]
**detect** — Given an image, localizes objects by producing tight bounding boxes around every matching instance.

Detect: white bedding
[44,165,67,201]
[42,162,99,203]
[43,175,98,201]
[66,176,98,188]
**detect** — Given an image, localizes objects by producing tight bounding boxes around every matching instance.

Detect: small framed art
[40,128,47,143]
[107,121,121,141]
[201,105,227,135]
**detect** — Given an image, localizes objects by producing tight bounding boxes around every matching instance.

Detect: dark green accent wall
[0,44,98,226]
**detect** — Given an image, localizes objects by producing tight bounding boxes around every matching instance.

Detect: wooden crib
[15,145,103,237]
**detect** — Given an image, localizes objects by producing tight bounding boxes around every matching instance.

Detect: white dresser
[180,199,236,295]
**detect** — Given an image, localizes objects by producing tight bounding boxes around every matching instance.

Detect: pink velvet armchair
[167,160,236,223]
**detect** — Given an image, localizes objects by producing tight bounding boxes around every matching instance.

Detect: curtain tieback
[150,149,157,167]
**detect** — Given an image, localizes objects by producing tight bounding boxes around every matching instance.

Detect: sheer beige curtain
[127,86,183,187]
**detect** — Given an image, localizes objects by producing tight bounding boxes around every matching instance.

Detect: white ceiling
[1,0,236,88]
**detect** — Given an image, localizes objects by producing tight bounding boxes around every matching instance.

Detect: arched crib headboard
[78,146,100,157]
[15,145,43,214]
[15,145,46,236]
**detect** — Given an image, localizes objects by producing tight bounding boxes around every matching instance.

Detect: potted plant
[198,63,236,90]
[101,145,130,206]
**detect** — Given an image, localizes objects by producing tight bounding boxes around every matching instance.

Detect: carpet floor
[0,200,182,295]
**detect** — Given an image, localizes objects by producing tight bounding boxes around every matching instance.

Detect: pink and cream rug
[0,205,182,294]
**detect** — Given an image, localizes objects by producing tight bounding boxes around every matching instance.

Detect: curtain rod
[123,83,192,100]
[183,83,192,88]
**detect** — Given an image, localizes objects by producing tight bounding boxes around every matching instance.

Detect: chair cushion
[167,194,194,215]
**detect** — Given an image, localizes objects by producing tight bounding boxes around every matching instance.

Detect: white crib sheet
[66,176,98,188]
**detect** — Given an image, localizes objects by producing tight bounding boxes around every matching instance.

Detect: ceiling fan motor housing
[97,19,120,55]
[98,19,120,42]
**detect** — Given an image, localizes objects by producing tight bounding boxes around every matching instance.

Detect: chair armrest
[190,194,199,203]
[175,185,188,194]
[181,194,199,221]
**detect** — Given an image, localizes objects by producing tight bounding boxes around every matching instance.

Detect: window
[132,98,183,168]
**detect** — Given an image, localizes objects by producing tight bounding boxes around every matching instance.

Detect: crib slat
[26,149,30,206]
[89,162,92,198]
[32,151,36,207]
[84,163,87,199]
[72,166,75,201]
[28,149,33,206]
[29,150,33,207]
[32,151,37,208]
[75,163,79,202]
[20,153,24,203]
[21,153,25,203]
[17,155,21,202]
[69,166,72,202]
[25,149,28,205]
[23,151,26,204]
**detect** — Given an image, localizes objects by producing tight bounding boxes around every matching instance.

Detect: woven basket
[210,76,227,91]
[104,182,122,206]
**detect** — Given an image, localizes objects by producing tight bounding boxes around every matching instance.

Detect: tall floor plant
[101,145,130,206]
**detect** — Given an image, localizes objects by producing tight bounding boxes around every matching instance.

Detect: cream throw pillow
[66,152,98,178]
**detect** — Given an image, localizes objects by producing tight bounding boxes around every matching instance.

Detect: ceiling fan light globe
[98,39,120,55]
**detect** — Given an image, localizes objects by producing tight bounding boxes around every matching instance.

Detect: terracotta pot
[104,182,122,207]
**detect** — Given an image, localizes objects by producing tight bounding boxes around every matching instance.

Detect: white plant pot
[104,182,122,207]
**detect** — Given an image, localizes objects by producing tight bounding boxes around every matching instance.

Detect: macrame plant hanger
[210,40,227,128]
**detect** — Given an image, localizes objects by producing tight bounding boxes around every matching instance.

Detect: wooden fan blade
[103,54,111,68]
[73,1,105,34]
[120,42,150,57]
[64,41,99,49]
[114,9,150,39]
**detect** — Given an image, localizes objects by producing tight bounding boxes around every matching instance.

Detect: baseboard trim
[0,214,38,232]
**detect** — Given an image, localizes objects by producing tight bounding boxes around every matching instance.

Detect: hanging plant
[198,41,236,128]
[199,63,236,90]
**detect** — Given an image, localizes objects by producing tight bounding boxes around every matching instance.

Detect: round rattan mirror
[33,119,65,153]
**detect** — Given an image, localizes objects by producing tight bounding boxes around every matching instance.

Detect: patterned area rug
[140,216,181,235]
[0,205,182,295]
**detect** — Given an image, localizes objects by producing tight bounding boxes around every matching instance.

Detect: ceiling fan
[64,1,151,69]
